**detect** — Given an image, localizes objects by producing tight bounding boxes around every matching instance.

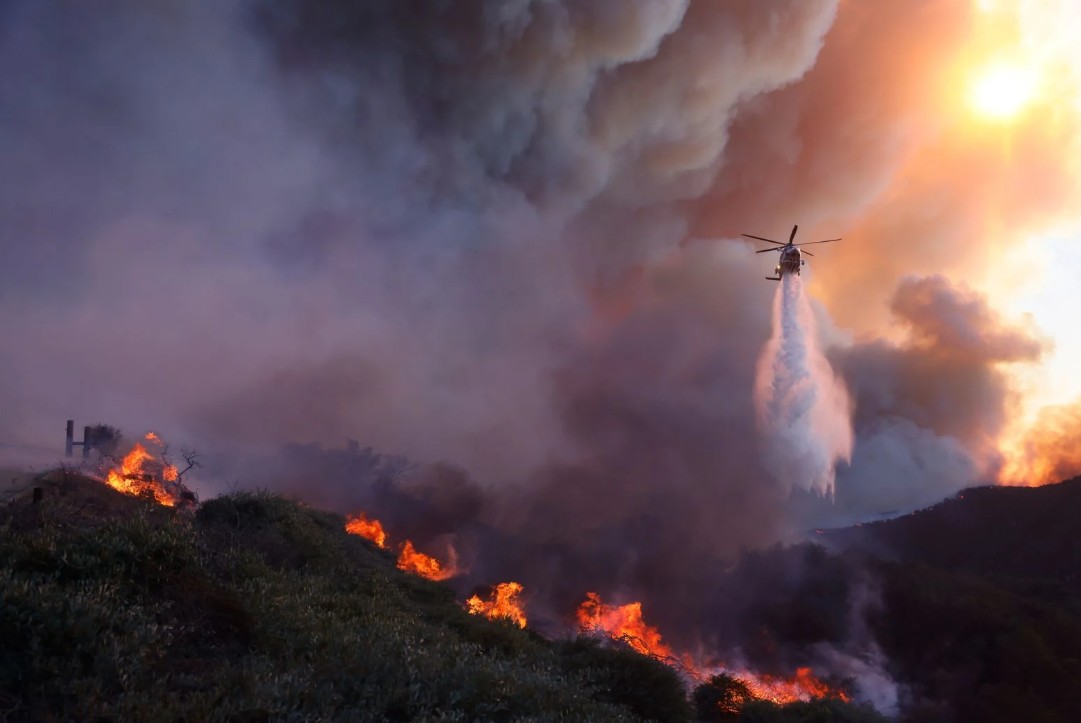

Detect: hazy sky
[2,0,1080,537]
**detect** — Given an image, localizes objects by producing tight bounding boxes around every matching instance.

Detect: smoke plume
[755,275,853,496]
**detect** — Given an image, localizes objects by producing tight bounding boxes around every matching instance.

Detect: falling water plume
[755,275,853,496]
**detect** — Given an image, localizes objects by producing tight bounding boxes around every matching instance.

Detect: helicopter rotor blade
[755,247,784,253]
[789,225,799,244]
[802,250,814,257]
[742,234,785,245]
[792,238,842,246]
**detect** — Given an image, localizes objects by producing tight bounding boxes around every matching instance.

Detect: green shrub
[1,490,648,721]
[558,636,693,722]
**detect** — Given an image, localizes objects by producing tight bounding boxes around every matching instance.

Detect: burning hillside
[39,427,1081,721]
[17,456,1081,720]
[342,509,459,581]
[576,591,850,706]
[340,510,855,709]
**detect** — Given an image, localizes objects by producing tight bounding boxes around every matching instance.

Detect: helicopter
[743,224,841,280]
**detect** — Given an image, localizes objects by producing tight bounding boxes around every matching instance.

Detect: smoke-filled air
[4,0,1081,719]
[756,275,852,496]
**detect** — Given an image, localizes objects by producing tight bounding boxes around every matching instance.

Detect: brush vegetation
[0,471,881,722]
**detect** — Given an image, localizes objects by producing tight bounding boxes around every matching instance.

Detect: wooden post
[66,420,74,457]
[83,425,92,459]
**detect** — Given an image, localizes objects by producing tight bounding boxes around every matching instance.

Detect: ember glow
[396,540,458,581]
[465,582,527,629]
[733,666,851,705]
[101,433,180,507]
[344,512,387,548]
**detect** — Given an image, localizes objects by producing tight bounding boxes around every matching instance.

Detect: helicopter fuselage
[775,245,804,277]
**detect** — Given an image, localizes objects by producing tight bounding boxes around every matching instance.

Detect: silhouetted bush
[694,673,755,720]
[86,423,123,457]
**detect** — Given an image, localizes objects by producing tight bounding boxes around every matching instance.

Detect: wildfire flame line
[465,582,528,628]
[577,592,848,705]
[342,520,849,706]
[342,511,459,581]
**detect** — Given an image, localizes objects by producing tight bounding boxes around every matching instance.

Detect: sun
[968,61,1038,120]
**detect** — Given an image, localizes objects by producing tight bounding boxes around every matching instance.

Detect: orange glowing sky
[793,0,1081,484]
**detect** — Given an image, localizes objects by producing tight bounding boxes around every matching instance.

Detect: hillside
[1,470,884,722]
[811,476,1081,721]
[9,468,1080,721]
[819,476,1081,604]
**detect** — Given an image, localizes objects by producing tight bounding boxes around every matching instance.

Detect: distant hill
[807,477,1081,722]
[819,476,1081,603]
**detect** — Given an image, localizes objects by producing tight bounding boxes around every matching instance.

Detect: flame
[344,512,387,548]
[101,436,179,507]
[466,582,528,628]
[732,666,851,705]
[576,592,675,659]
[396,540,458,581]
[575,593,848,706]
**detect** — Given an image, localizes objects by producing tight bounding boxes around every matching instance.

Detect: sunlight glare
[968,61,1037,120]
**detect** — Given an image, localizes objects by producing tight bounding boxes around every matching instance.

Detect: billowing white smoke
[755,274,853,495]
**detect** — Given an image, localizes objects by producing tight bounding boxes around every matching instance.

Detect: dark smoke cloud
[0,0,840,486]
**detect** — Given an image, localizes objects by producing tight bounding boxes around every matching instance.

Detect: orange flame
[466,582,528,628]
[576,592,675,659]
[575,593,848,705]
[344,512,387,548]
[733,666,851,705]
[397,540,458,581]
[101,435,179,507]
